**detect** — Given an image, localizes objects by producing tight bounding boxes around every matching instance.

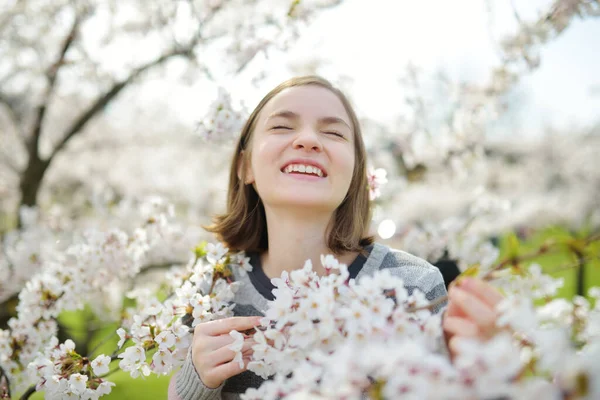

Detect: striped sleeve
[381,249,448,314]
[169,346,224,400]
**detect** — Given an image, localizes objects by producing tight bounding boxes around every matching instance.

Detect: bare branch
[48,46,194,163]
[26,12,80,161]
[19,385,35,400]
[44,0,227,164]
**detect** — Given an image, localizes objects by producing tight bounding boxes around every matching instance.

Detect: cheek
[250,141,278,180]
[336,148,356,183]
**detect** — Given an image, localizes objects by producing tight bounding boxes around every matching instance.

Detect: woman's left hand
[442,277,504,359]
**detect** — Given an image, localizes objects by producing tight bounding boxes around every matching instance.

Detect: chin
[268,194,341,212]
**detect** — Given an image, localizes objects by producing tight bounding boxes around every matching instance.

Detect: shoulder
[365,243,439,281]
[385,247,443,288]
[381,246,438,273]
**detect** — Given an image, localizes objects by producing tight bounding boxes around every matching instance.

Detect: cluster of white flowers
[0,198,202,394]
[0,196,205,315]
[0,226,149,393]
[196,88,247,142]
[232,254,600,399]
[493,288,600,399]
[27,338,114,400]
[398,215,500,273]
[232,256,443,398]
[0,206,67,303]
[245,333,540,400]
[492,263,565,300]
[116,242,251,378]
[0,232,251,398]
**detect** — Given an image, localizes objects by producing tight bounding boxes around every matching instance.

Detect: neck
[260,207,355,278]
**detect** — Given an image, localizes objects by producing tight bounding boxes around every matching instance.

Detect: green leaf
[193,241,208,258]
[453,264,481,286]
[506,232,520,259]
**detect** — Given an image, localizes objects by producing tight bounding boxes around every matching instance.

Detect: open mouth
[281,163,327,178]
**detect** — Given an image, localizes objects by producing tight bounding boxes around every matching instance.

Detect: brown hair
[206,76,373,254]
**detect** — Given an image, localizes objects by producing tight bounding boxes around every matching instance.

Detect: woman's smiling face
[244,85,355,213]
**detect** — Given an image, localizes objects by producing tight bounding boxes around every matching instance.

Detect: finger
[238,340,255,354]
[199,333,258,353]
[194,333,236,352]
[202,359,247,389]
[240,338,257,356]
[198,316,262,336]
[449,288,496,329]
[459,278,504,308]
[445,287,469,319]
[208,340,257,366]
[443,316,480,338]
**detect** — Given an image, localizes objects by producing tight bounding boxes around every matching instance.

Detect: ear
[237,151,255,185]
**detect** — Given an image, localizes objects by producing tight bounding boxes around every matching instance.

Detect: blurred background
[1,0,599,398]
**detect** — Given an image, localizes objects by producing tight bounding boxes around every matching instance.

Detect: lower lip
[281,172,325,181]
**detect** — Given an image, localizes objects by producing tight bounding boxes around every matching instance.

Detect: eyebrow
[266,110,352,130]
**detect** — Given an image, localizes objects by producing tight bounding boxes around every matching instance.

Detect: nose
[292,128,322,152]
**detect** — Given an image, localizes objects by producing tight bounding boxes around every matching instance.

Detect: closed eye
[324,131,344,138]
[271,125,292,130]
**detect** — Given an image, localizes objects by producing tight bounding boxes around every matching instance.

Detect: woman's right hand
[191,316,261,389]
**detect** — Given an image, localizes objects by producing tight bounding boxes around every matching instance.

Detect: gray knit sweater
[168,243,448,400]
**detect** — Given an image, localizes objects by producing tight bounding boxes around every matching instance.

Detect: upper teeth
[283,164,324,177]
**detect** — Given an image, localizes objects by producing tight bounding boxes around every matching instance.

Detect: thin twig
[542,255,599,278]
[406,294,448,314]
[481,234,600,280]
[19,385,35,400]
[0,365,11,399]
[408,238,600,313]
[88,325,118,358]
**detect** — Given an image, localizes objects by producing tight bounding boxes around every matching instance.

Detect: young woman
[168,76,502,400]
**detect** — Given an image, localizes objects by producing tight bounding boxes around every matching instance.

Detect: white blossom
[91,355,111,376]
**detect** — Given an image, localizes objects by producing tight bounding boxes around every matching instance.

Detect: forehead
[260,85,351,126]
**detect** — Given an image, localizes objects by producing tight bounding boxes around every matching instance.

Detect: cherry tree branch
[27,12,81,162]
[19,386,35,400]
[0,364,11,399]
[409,233,600,313]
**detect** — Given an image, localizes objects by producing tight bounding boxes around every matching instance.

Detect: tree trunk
[17,153,49,227]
